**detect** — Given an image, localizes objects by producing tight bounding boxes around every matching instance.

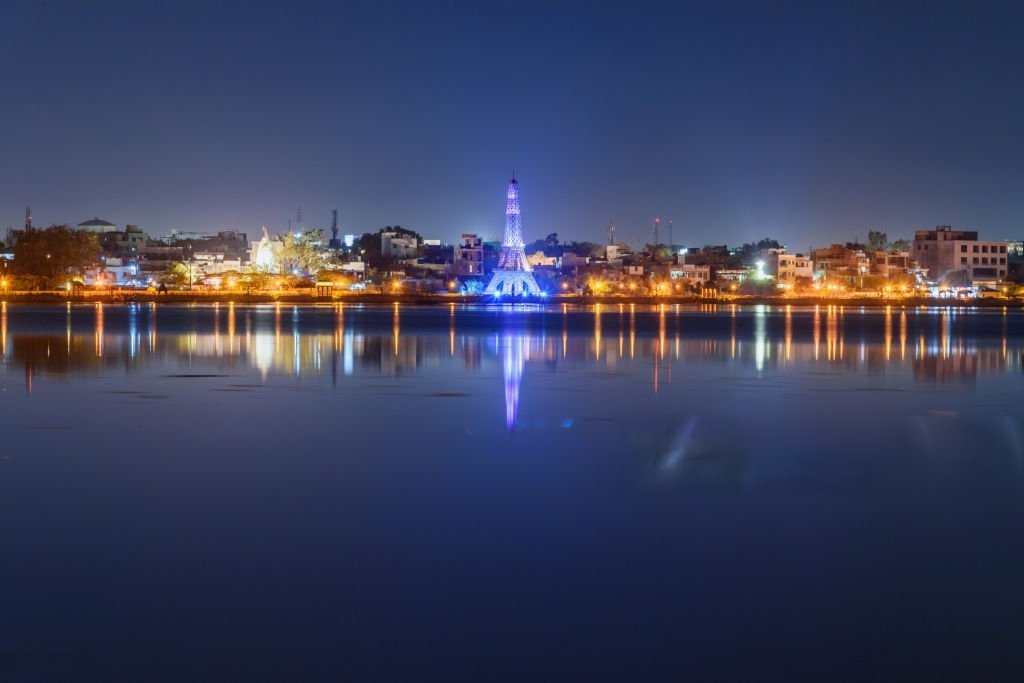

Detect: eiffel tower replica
[484,174,542,297]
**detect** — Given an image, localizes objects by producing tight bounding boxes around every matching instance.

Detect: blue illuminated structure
[485,175,542,297]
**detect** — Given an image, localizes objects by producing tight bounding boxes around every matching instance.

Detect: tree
[13,225,99,285]
[278,229,328,275]
[243,269,274,292]
[524,238,548,255]
[315,269,351,285]
[161,262,189,288]
[867,230,888,252]
[889,238,911,252]
[736,238,782,266]
[544,232,559,247]
[565,241,605,258]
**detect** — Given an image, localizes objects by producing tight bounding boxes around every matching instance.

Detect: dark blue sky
[2,0,1023,248]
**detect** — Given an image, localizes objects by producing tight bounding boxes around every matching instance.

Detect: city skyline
[4,2,1024,247]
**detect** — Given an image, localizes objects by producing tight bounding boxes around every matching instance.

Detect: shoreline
[0,292,1020,308]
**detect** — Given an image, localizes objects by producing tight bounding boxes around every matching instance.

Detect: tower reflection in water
[502,334,526,430]
[1,303,1022,426]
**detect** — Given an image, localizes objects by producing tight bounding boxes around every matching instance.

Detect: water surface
[1,302,1023,680]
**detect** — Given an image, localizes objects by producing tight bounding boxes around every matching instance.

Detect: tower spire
[484,174,542,297]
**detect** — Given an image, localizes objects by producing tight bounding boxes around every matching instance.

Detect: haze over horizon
[3,0,1023,249]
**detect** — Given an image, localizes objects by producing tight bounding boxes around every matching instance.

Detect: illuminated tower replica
[484,175,542,297]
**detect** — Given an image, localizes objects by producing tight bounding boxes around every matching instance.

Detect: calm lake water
[2,302,1023,680]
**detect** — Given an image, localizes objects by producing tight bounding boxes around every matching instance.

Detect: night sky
[2,0,1023,249]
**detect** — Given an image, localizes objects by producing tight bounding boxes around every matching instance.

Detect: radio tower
[668,219,674,251]
[328,209,342,250]
[25,207,32,230]
[484,174,542,297]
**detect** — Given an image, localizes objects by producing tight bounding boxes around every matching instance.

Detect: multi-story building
[812,244,869,284]
[138,244,185,275]
[179,229,250,261]
[715,269,749,284]
[772,251,813,285]
[526,250,557,268]
[193,252,245,275]
[605,244,632,264]
[912,225,1007,285]
[871,251,916,279]
[381,231,419,260]
[99,224,148,260]
[562,253,590,268]
[670,264,712,285]
[453,233,484,276]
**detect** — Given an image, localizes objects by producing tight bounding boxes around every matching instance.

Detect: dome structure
[77,217,118,233]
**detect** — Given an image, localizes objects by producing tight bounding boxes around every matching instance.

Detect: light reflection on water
[1,303,1022,431]
[0,305,1019,385]
[4,303,1024,679]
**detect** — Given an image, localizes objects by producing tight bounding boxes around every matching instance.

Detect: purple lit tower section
[484,175,542,297]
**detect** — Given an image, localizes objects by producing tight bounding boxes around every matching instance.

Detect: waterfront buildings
[0,201,1015,296]
[381,230,419,259]
[674,264,712,285]
[772,251,813,285]
[913,225,1007,286]
[871,251,915,279]
[453,233,484,277]
[811,244,870,285]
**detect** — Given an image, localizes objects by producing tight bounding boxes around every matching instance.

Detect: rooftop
[78,217,116,228]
